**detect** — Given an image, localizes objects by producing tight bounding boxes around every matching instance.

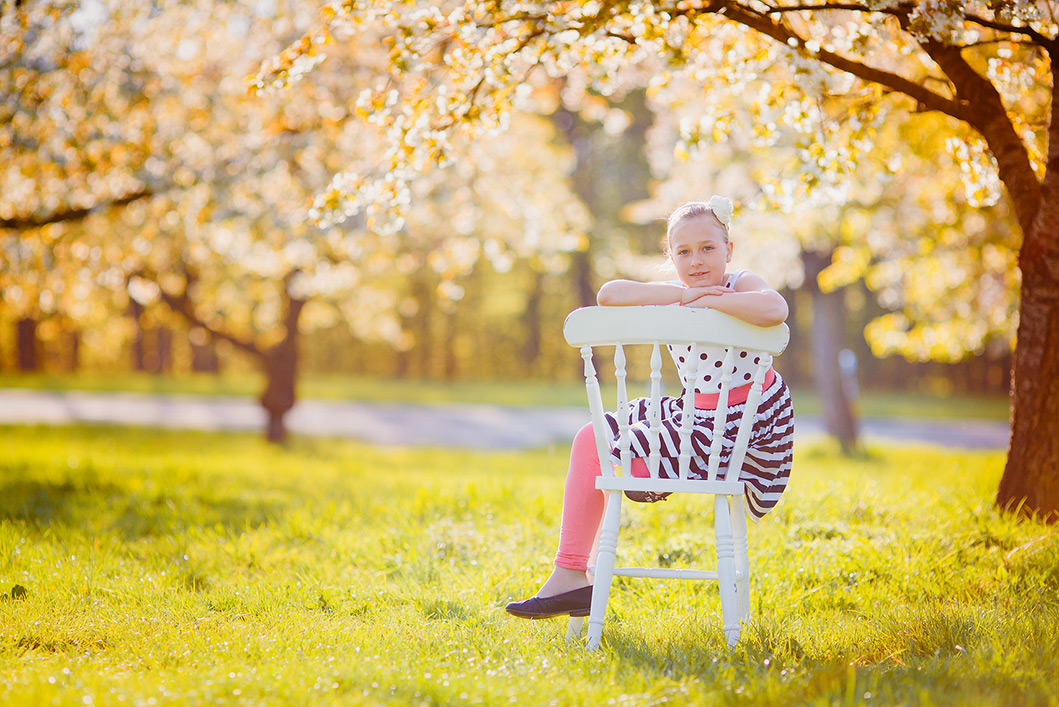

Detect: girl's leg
[538,423,600,596]
[538,423,649,597]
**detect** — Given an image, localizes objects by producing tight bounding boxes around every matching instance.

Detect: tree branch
[1020,59,1059,284]
[761,2,899,16]
[143,269,263,359]
[759,0,1057,45]
[961,11,1056,47]
[918,37,1042,232]
[716,2,973,121]
[0,187,155,230]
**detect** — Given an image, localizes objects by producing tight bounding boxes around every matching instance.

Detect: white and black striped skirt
[604,373,795,520]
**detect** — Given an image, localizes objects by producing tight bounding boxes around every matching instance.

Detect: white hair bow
[707,195,733,227]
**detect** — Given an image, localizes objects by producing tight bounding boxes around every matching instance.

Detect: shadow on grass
[0,478,288,539]
[598,611,1056,706]
[0,477,125,525]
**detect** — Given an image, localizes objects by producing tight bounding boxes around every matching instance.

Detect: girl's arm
[596,279,686,306]
[596,274,788,328]
[683,272,788,327]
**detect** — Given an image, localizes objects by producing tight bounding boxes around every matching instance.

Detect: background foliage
[1,0,1026,398]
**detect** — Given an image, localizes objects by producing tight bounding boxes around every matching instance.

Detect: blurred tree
[271,0,1057,519]
[1,0,585,440]
[1,0,381,440]
[549,84,656,379]
[802,248,859,452]
[15,318,37,372]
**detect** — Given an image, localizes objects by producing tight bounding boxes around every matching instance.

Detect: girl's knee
[570,422,603,477]
[575,423,652,478]
[573,422,596,447]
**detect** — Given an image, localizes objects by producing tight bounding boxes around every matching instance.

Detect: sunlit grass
[0,371,589,406]
[0,371,1010,420]
[1,425,1055,705]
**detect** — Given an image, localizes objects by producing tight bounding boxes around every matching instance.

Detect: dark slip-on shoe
[624,490,672,503]
[505,586,593,619]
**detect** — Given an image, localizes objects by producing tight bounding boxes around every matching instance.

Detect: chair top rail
[564,306,789,355]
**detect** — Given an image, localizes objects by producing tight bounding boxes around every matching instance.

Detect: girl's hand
[682,272,789,326]
[680,285,731,306]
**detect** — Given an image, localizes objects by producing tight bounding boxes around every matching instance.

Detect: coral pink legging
[553,422,651,571]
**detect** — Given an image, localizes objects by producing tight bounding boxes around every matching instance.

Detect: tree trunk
[66,330,80,372]
[151,328,173,374]
[396,274,431,379]
[16,317,38,371]
[570,249,603,377]
[521,269,545,369]
[993,65,1059,521]
[416,277,435,378]
[129,299,146,371]
[802,249,860,454]
[261,349,295,443]
[995,224,1059,521]
[190,333,220,373]
[571,249,596,309]
[443,310,459,379]
[153,270,294,442]
[260,292,305,444]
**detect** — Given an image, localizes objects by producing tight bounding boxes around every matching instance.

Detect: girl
[506,196,795,619]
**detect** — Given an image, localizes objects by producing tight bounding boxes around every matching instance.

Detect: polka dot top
[667,270,768,394]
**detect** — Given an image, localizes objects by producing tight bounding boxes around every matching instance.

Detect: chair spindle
[678,343,701,480]
[581,344,615,478]
[647,343,663,479]
[706,347,736,482]
[722,354,773,481]
[614,343,632,477]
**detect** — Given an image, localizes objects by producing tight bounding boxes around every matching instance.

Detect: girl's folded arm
[596,279,686,306]
[684,272,789,327]
[700,291,788,327]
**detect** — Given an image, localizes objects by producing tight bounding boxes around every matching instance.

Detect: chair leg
[566,616,584,642]
[714,495,740,648]
[585,490,622,651]
[586,499,605,583]
[730,494,751,621]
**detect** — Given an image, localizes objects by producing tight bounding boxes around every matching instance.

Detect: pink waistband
[693,367,776,409]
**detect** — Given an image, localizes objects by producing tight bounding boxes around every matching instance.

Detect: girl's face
[668,216,733,288]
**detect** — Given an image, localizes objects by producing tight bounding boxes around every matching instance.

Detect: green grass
[1,425,1055,706]
[0,371,590,406]
[787,390,1009,421]
[0,371,1010,420]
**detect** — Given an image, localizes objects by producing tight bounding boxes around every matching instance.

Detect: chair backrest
[564,306,790,483]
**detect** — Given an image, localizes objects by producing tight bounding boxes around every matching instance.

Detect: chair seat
[595,476,744,496]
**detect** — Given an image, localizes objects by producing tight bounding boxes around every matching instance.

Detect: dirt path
[0,389,1009,450]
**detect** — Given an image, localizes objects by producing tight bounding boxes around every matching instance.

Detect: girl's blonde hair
[664,196,734,254]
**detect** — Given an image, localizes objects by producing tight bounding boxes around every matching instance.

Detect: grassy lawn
[1,425,1055,706]
[0,371,592,408]
[0,371,1010,420]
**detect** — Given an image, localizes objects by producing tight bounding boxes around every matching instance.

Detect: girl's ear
[726,240,734,262]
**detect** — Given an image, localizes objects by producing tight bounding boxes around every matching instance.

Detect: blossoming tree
[263,0,1057,518]
[1,0,585,440]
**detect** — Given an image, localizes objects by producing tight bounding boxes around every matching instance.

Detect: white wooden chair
[562,305,790,650]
